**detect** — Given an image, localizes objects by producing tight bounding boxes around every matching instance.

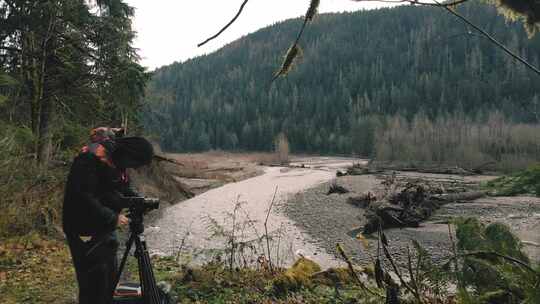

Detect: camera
[121,196,160,214]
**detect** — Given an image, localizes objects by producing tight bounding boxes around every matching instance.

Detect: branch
[433,0,540,76]
[336,243,383,297]
[415,0,469,6]
[380,232,421,301]
[263,186,278,273]
[153,154,185,167]
[0,45,21,52]
[272,0,320,82]
[352,0,540,75]
[352,0,469,7]
[198,0,250,47]
[445,251,538,275]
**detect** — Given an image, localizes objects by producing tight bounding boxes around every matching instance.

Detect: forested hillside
[144,2,540,157]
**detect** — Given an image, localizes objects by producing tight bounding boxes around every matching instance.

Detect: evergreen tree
[143,2,540,155]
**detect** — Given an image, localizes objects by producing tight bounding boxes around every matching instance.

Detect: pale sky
[125,0,397,70]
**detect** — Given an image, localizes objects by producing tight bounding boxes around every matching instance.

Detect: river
[145,157,365,268]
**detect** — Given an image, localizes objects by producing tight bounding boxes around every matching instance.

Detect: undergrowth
[150,256,381,304]
[0,127,69,238]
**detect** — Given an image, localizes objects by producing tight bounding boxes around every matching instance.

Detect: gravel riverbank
[282,173,540,265]
[145,159,361,269]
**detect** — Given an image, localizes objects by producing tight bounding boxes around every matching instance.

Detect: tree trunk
[37,94,53,165]
[33,8,57,165]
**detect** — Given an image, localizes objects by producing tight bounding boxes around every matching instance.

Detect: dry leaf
[356,233,370,250]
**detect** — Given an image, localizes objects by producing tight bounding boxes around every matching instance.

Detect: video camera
[118,196,160,237]
[121,196,160,214]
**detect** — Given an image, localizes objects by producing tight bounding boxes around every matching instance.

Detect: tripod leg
[135,236,161,304]
[110,233,136,302]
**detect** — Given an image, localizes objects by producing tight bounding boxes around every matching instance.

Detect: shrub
[455,218,539,303]
[485,164,540,196]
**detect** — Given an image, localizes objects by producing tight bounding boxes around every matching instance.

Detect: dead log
[431,191,487,203]
[471,161,496,174]
[361,184,485,234]
[327,184,350,195]
[367,162,478,176]
[154,154,185,167]
[336,170,347,177]
[347,192,377,208]
[346,167,381,176]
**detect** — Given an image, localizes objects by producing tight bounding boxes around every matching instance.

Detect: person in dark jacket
[63,132,154,304]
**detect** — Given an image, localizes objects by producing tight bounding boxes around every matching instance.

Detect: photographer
[63,129,154,304]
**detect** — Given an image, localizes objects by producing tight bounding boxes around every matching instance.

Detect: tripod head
[119,196,160,235]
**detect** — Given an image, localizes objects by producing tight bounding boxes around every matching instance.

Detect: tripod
[112,209,166,304]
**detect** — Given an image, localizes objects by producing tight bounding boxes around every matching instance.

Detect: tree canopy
[0,0,147,163]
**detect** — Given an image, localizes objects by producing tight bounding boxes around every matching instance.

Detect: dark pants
[67,233,119,304]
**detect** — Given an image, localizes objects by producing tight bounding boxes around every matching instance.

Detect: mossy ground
[0,234,77,304]
[151,256,380,304]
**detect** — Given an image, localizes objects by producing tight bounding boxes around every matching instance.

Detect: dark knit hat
[112,137,154,169]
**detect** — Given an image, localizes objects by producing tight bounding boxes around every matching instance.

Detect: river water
[145,157,365,268]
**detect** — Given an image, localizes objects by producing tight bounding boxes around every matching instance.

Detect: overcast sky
[125,0,398,70]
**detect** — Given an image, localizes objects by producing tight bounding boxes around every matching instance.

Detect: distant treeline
[373,112,540,171]
[143,2,540,168]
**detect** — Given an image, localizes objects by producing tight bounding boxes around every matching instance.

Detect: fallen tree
[359,182,487,234]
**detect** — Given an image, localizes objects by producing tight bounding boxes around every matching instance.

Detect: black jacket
[62,151,137,236]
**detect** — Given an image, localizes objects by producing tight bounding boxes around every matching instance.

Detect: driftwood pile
[339,161,496,177]
[348,179,486,234]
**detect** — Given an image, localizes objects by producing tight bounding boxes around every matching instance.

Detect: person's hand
[117,214,129,227]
